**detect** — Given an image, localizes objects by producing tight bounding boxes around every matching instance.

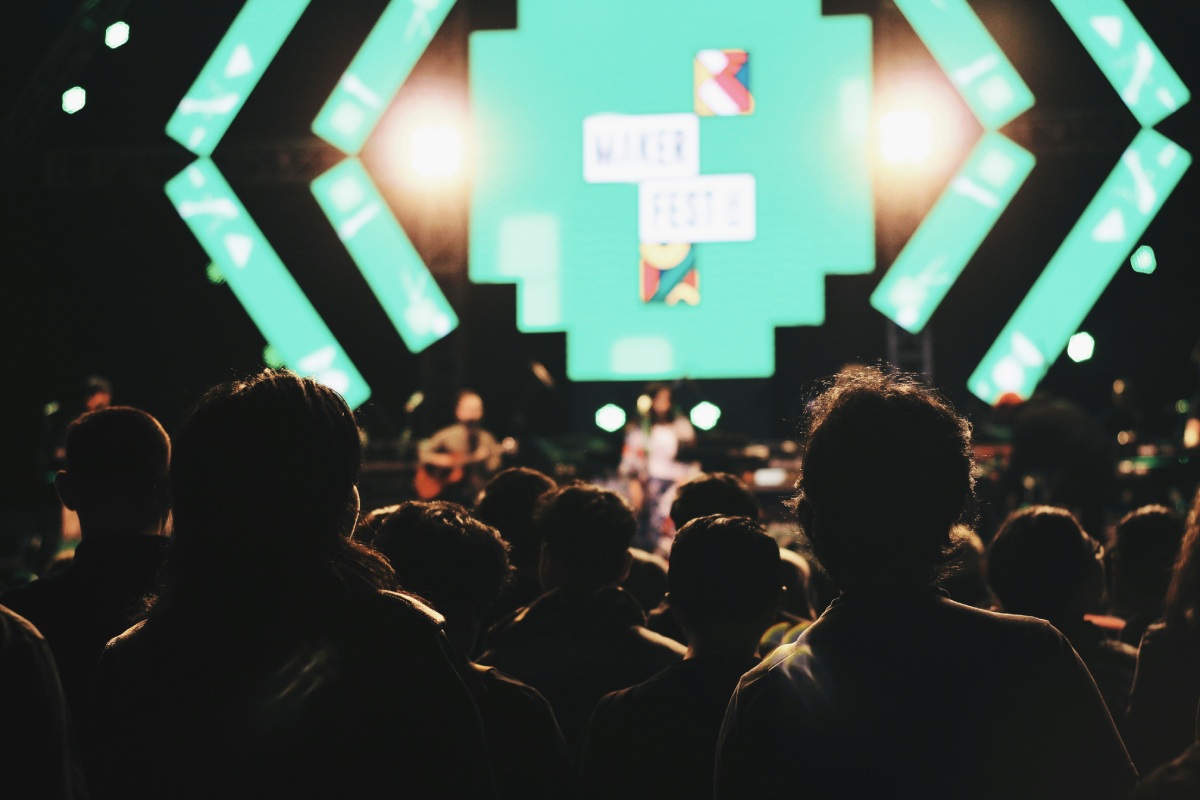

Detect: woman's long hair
[146,370,392,632]
[1163,488,1200,640]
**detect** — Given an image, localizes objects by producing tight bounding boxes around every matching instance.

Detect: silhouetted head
[1112,504,1184,616]
[159,370,389,619]
[356,500,512,623]
[1164,489,1200,638]
[793,367,975,593]
[474,467,557,573]
[938,524,994,609]
[56,406,170,536]
[668,514,782,636]
[986,505,1105,624]
[669,472,760,530]
[537,482,636,591]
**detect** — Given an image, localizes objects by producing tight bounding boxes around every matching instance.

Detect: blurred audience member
[357,500,573,800]
[579,514,782,800]
[986,505,1137,719]
[478,482,685,753]
[474,466,557,633]
[88,369,495,800]
[716,367,1135,799]
[1125,489,1200,775]
[938,524,997,610]
[2,406,170,744]
[1111,505,1185,647]
[0,603,88,799]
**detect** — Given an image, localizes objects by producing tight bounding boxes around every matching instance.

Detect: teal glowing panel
[1049,0,1189,128]
[166,160,371,407]
[871,133,1034,333]
[470,0,874,380]
[165,0,310,157]
[969,128,1190,404]
[311,0,456,154]
[312,159,459,353]
[894,0,1034,129]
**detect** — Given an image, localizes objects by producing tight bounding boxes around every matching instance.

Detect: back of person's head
[355,500,512,621]
[793,367,974,591]
[537,482,635,589]
[1114,504,1185,614]
[668,515,782,633]
[986,505,1104,622]
[59,406,170,533]
[474,467,557,572]
[669,472,760,530]
[161,369,389,617]
[1164,489,1200,637]
[939,524,995,609]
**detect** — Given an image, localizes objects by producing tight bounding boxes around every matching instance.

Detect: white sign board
[638,174,756,243]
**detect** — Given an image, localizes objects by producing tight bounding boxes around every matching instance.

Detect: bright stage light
[410,123,464,179]
[62,86,86,114]
[879,108,934,164]
[689,401,721,431]
[1067,332,1095,363]
[105,21,130,49]
[596,403,627,433]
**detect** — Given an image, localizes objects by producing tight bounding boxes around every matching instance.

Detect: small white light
[62,86,87,114]
[689,401,721,431]
[105,21,130,49]
[1067,332,1095,363]
[595,404,627,433]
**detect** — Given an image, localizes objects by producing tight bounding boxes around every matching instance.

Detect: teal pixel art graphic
[469,0,874,380]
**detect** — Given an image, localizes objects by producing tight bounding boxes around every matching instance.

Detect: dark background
[2,0,1198,519]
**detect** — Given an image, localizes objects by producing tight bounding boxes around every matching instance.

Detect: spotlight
[1067,332,1095,363]
[595,404,627,433]
[62,86,86,114]
[105,21,130,49]
[879,108,934,165]
[689,401,721,431]
[410,123,464,179]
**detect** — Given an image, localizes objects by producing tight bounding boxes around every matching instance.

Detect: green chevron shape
[166,0,310,157]
[873,0,1036,335]
[166,160,372,408]
[312,160,459,353]
[311,0,456,155]
[310,0,460,354]
[1049,0,1190,128]
[967,0,1192,404]
[871,133,1034,333]
[164,0,372,406]
[893,0,1034,130]
[968,128,1191,404]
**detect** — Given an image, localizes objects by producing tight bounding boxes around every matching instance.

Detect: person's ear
[55,471,78,511]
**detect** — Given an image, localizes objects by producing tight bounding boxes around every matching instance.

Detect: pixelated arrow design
[968,0,1191,404]
[309,0,459,353]
[870,0,1037,334]
[164,0,371,407]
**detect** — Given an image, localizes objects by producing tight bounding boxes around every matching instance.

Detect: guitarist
[415,390,504,504]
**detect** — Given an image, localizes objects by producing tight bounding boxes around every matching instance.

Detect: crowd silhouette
[4,364,1200,798]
